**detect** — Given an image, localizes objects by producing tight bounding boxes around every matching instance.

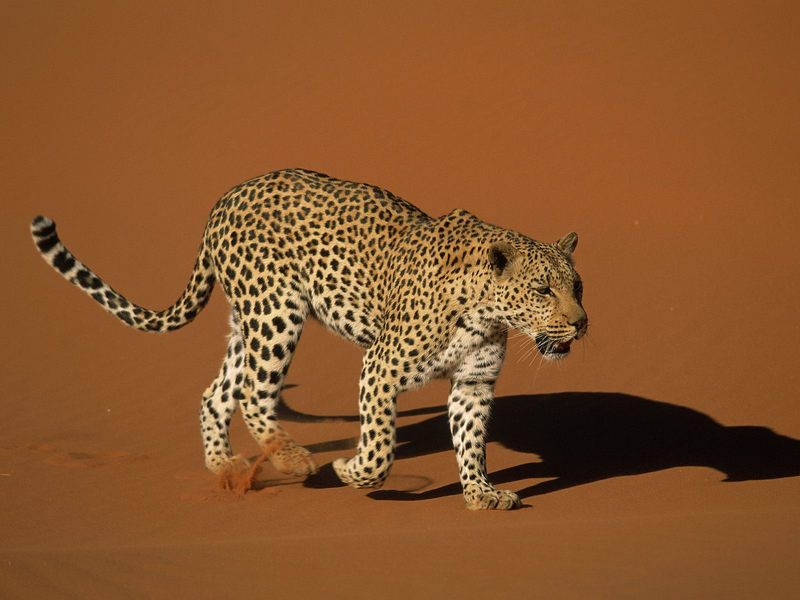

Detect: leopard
[30,168,587,510]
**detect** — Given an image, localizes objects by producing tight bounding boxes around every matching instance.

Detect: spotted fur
[30,168,587,510]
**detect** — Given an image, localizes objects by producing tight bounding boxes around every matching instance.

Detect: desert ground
[2,2,799,598]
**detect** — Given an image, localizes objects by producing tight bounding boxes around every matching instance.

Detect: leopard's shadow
[289,392,800,501]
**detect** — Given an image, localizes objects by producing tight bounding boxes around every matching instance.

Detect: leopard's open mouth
[535,334,573,359]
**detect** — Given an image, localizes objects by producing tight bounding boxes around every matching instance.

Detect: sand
[2,1,799,597]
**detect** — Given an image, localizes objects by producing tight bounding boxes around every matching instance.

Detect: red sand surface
[2,2,799,598]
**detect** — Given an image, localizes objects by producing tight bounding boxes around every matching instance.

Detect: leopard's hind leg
[234,293,318,478]
[200,312,249,484]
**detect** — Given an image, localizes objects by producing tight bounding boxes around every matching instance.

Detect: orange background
[2,2,799,597]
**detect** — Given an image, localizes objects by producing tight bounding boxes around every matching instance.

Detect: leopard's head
[488,231,587,360]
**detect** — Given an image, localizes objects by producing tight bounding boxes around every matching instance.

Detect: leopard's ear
[556,232,578,256]
[489,242,518,281]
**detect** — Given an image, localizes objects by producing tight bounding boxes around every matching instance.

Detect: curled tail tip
[31,215,55,235]
[31,215,60,255]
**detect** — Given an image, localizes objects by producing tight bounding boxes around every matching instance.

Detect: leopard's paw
[332,457,357,486]
[216,454,256,495]
[332,457,387,489]
[463,483,521,511]
[269,441,318,477]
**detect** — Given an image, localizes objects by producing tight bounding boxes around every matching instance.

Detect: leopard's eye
[535,286,551,296]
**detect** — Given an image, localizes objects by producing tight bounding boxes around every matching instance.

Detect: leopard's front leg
[333,349,397,488]
[449,335,521,510]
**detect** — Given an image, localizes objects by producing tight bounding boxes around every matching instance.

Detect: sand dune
[2,2,799,598]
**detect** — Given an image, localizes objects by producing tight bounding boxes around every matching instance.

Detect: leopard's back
[205,168,430,347]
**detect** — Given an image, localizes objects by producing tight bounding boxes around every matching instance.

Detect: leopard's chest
[400,313,499,388]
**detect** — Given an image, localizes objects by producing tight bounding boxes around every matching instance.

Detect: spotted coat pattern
[30,168,587,510]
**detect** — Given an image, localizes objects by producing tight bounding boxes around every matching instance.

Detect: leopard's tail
[30,215,215,333]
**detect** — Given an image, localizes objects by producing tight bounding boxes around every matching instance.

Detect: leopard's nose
[570,314,588,339]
